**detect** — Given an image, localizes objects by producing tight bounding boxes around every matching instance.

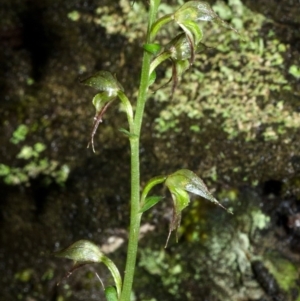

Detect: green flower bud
[166,169,232,212]
[81,71,124,152]
[81,71,124,96]
[54,239,104,263]
[173,1,238,64]
[164,169,232,246]
[174,1,218,23]
[54,240,122,298]
[166,33,193,61]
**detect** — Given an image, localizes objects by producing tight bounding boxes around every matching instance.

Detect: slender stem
[140,175,167,207]
[101,255,123,298]
[134,0,161,135]
[117,91,134,131]
[149,51,172,74]
[150,14,173,42]
[119,1,161,300]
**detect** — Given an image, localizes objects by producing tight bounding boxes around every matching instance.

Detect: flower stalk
[119,1,161,300]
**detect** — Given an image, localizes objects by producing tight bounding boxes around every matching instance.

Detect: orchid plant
[54,1,238,300]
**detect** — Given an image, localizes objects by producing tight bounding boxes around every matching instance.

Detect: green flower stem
[117,91,134,131]
[149,51,172,74]
[119,1,161,301]
[140,175,167,207]
[150,14,173,42]
[101,255,123,298]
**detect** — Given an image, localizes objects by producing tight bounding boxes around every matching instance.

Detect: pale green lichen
[10,124,29,144]
[0,139,69,186]
[151,0,299,142]
[250,209,270,236]
[14,268,34,282]
[139,248,183,296]
[0,160,69,186]
[289,64,300,79]
[94,0,147,42]
[67,10,81,22]
[263,252,299,294]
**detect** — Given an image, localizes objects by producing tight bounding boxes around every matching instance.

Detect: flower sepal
[54,240,122,298]
[81,71,125,152]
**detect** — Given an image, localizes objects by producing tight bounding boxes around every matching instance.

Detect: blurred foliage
[10,124,29,144]
[0,125,69,186]
[289,64,300,79]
